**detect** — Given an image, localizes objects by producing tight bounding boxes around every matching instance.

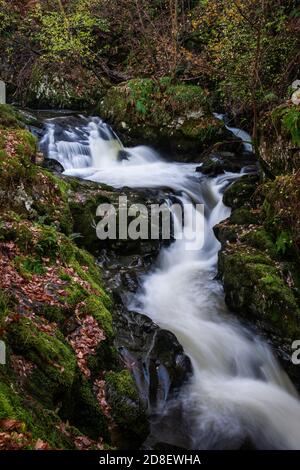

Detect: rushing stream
[40,116,300,450]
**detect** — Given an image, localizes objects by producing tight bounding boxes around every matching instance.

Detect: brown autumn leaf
[34,438,51,450]
[0,419,23,432]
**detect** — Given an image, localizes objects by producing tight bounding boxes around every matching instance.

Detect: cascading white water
[214,113,253,153]
[41,116,300,449]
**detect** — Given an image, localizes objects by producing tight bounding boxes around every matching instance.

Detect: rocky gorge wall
[0,105,191,450]
[215,103,300,381]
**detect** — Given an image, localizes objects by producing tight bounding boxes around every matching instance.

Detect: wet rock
[43,157,64,174]
[197,150,257,176]
[113,305,192,412]
[105,369,149,449]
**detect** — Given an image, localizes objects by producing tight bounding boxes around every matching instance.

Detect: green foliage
[276,231,293,256]
[22,1,109,63]
[281,107,300,146]
[191,0,299,113]
[14,255,46,278]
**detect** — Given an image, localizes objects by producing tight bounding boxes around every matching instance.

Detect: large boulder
[99,78,229,158]
[113,305,192,412]
[65,176,170,255]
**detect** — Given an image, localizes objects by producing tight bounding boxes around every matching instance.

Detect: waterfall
[214,113,253,153]
[40,116,300,450]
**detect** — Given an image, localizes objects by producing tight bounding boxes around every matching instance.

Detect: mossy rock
[106,370,149,447]
[0,104,26,129]
[83,295,114,339]
[99,78,226,157]
[213,221,238,245]
[230,207,259,226]
[240,228,277,257]
[0,370,79,449]
[60,376,109,441]
[0,117,73,234]
[223,174,259,209]
[262,174,300,259]
[67,176,163,255]
[219,246,300,337]
[7,317,77,407]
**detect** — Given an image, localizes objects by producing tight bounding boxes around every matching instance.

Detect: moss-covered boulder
[259,104,300,176]
[218,246,300,338]
[223,174,259,209]
[216,172,300,340]
[66,176,165,255]
[99,78,228,157]
[0,108,73,234]
[0,104,27,129]
[105,370,149,448]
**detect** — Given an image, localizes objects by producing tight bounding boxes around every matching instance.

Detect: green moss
[65,246,112,309]
[230,207,259,225]
[240,229,276,257]
[219,247,300,336]
[35,225,59,260]
[0,105,25,129]
[61,376,109,441]
[7,317,77,407]
[105,369,148,442]
[14,255,46,278]
[34,171,73,235]
[0,129,37,188]
[63,281,89,308]
[223,175,258,210]
[106,370,138,402]
[69,195,103,251]
[0,289,14,326]
[83,295,114,339]
[38,304,69,325]
[0,370,78,449]
[0,124,73,234]
[0,381,15,420]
